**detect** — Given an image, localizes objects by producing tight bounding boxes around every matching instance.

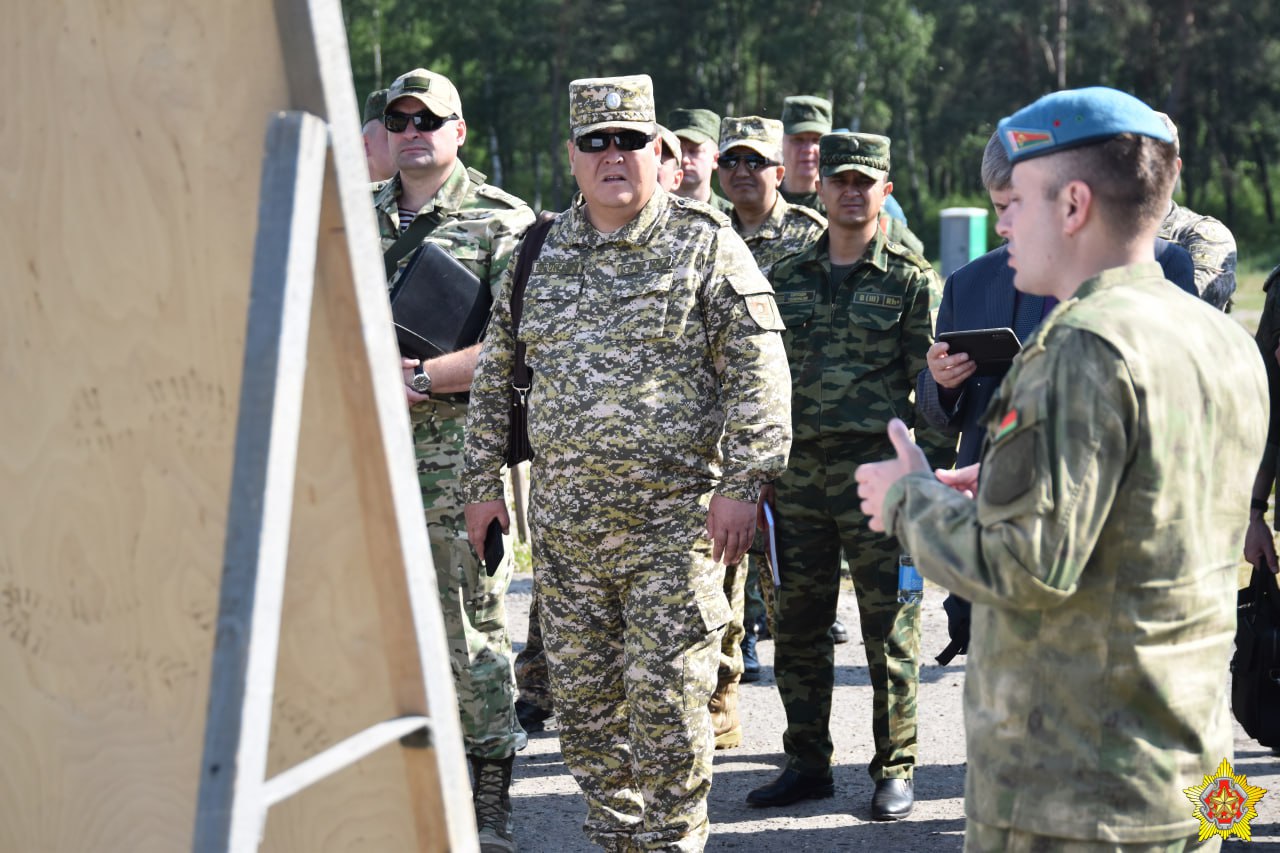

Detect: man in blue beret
[856,87,1267,850]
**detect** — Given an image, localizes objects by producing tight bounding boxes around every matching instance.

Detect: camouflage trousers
[532,499,730,853]
[772,434,920,780]
[413,401,524,761]
[964,821,1221,853]
[718,556,747,681]
[515,586,553,712]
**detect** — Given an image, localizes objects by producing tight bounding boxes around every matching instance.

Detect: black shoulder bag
[1231,566,1280,748]
[506,212,558,467]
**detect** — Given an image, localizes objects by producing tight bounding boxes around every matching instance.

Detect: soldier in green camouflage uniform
[712,115,826,737]
[857,87,1266,852]
[746,133,950,822]
[668,107,735,215]
[778,95,927,257]
[1155,113,1237,311]
[463,75,792,853]
[373,67,535,853]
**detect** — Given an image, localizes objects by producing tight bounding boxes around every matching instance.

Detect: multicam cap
[569,74,656,140]
[656,124,682,161]
[719,116,784,160]
[363,88,388,125]
[782,95,833,135]
[384,68,463,120]
[819,132,891,179]
[997,87,1172,165]
[667,108,721,146]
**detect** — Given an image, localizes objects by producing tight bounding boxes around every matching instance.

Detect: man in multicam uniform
[779,94,926,258]
[462,74,792,853]
[856,87,1267,852]
[668,107,736,215]
[714,114,825,717]
[746,132,950,822]
[372,67,534,853]
[1156,112,1238,311]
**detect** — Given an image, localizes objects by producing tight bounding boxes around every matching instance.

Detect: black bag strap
[383,209,444,279]
[511,212,558,391]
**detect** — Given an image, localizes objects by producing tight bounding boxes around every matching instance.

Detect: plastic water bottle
[897,554,923,605]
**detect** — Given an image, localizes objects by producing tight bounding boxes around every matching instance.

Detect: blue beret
[997,87,1173,164]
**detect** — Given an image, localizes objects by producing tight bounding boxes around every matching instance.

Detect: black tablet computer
[936,327,1022,377]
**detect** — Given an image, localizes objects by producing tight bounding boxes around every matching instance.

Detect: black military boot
[740,631,761,683]
[471,755,516,852]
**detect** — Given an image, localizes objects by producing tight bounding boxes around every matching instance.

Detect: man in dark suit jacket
[916,133,1196,662]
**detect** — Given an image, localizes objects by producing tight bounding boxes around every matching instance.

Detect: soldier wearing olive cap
[668,107,735,215]
[361,87,394,182]
[463,74,792,852]
[371,66,534,853]
[856,86,1266,851]
[748,131,951,822]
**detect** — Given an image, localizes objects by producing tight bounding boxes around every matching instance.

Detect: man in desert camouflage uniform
[372,67,534,853]
[746,132,950,822]
[656,123,686,192]
[668,107,735,215]
[779,95,926,258]
[714,114,825,712]
[1156,112,1238,311]
[857,87,1266,851]
[462,74,792,853]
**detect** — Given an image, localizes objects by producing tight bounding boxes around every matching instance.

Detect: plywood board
[0,2,464,850]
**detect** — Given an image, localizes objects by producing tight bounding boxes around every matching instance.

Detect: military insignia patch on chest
[994,409,1019,442]
[745,294,782,329]
[775,290,814,305]
[852,292,903,309]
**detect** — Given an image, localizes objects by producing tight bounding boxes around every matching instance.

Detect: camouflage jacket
[883,263,1267,841]
[461,189,793,532]
[732,195,826,277]
[779,187,925,256]
[372,160,534,417]
[1158,200,1237,310]
[769,228,943,445]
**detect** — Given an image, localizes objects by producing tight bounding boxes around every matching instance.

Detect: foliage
[344,0,1280,257]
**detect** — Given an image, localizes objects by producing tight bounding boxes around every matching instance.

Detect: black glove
[935,593,971,665]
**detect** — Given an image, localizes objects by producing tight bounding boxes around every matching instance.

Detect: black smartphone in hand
[483,518,505,576]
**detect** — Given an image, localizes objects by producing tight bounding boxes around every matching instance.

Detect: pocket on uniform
[977,386,1055,524]
[521,277,581,343]
[600,274,674,340]
[845,306,901,372]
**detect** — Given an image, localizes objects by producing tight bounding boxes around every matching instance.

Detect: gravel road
[503,574,1280,851]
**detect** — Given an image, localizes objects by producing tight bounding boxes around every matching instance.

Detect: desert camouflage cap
[1155,111,1181,154]
[782,95,833,135]
[667,108,721,145]
[656,124,681,161]
[719,116,784,160]
[997,87,1172,164]
[819,132,891,179]
[569,74,656,139]
[385,68,463,120]
[363,88,389,125]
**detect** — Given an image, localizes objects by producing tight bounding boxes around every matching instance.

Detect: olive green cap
[718,116,783,160]
[385,68,463,119]
[363,88,388,125]
[569,74,656,139]
[819,132,891,179]
[782,95,833,135]
[656,124,681,161]
[667,108,721,146]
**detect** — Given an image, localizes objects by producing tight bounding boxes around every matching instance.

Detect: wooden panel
[0,1,460,850]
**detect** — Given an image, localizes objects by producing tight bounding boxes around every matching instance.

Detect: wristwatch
[411,365,432,396]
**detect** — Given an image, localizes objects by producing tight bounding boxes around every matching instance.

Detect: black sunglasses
[382,110,457,134]
[718,154,778,172]
[575,130,655,153]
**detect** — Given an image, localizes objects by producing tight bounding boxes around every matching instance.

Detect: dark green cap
[782,95,832,135]
[363,88,389,125]
[667,108,721,146]
[819,132,890,179]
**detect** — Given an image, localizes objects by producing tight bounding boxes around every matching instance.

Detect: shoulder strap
[511,211,559,389]
[383,210,444,279]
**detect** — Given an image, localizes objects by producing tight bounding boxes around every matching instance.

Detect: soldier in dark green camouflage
[857,86,1265,852]
[746,132,952,822]
[373,67,534,853]
[463,75,792,853]
[668,107,735,216]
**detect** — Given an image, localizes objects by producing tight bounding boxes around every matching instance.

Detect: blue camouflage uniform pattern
[462,185,792,852]
[373,160,535,760]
